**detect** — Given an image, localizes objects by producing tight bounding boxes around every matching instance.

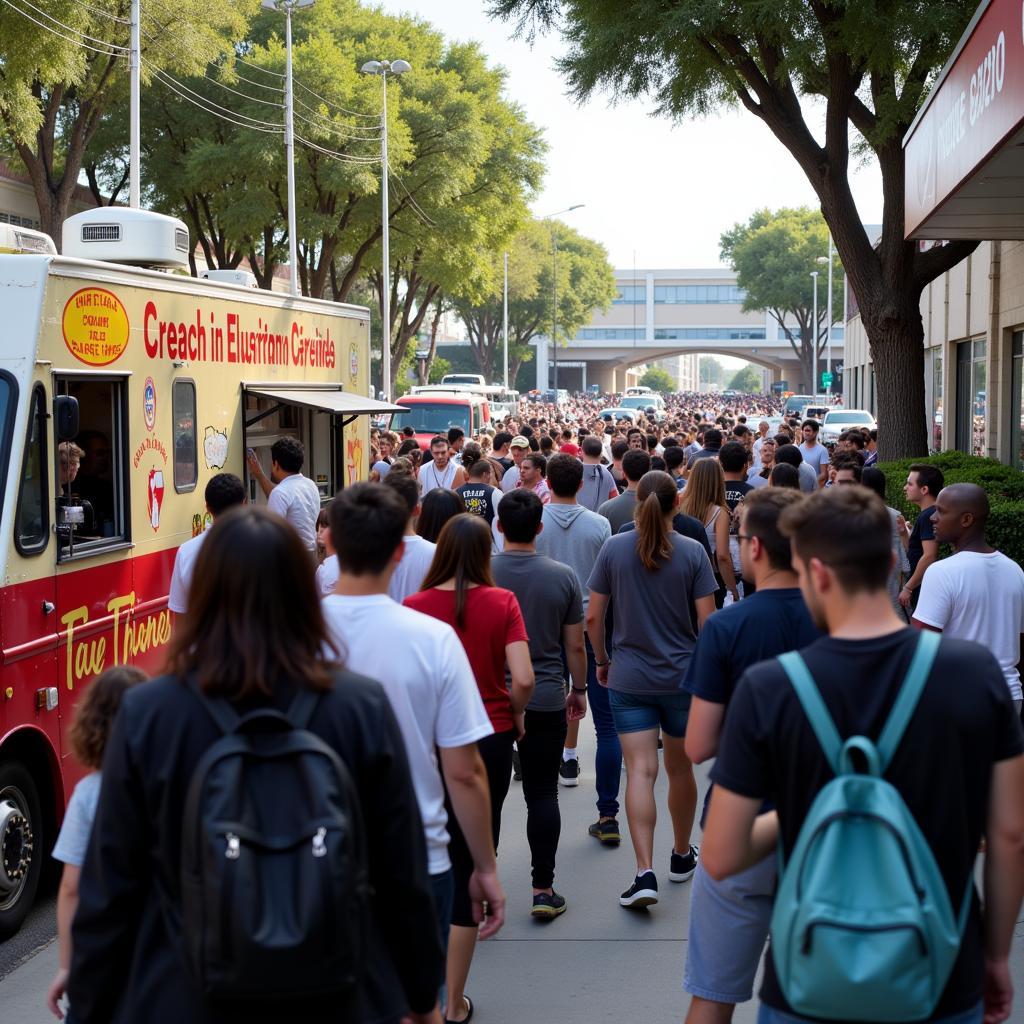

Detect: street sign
[821,372,833,387]
[771,380,788,393]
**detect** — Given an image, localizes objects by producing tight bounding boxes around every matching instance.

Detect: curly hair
[69,665,147,769]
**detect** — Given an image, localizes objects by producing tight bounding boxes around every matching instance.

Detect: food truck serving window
[54,375,130,560]
[15,384,49,555]
[0,371,16,531]
[173,380,198,492]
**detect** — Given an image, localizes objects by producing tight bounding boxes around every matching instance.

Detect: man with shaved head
[914,482,1024,712]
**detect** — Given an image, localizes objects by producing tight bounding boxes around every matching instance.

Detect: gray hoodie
[537,503,612,610]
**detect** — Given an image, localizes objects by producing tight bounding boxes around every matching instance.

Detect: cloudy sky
[375,1,884,272]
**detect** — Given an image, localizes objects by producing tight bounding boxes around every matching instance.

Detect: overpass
[532,268,843,393]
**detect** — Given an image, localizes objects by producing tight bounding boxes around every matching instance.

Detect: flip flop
[446,994,474,1024]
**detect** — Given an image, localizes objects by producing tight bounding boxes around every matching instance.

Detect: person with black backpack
[702,487,1024,1024]
[66,507,444,1024]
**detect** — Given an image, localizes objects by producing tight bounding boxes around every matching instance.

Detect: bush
[874,452,1024,568]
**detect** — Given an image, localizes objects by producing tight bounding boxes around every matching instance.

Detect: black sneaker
[531,890,567,919]
[512,747,521,782]
[588,817,621,845]
[619,871,658,908]
[668,844,698,882]
[558,757,580,787]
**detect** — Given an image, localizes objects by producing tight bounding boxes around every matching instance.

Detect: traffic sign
[821,371,833,387]
[771,380,788,393]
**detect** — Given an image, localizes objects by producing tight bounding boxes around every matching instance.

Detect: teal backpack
[771,629,974,1022]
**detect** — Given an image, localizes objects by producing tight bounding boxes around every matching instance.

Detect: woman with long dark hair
[66,508,443,1024]
[405,514,534,1024]
[680,458,738,606]
[417,488,466,544]
[585,472,718,911]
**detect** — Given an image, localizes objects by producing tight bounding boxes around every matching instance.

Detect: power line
[148,63,285,133]
[2,0,128,54]
[17,0,128,46]
[67,0,131,25]
[389,171,436,227]
[292,76,380,121]
[291,106,382,143]
[294,133,381,164]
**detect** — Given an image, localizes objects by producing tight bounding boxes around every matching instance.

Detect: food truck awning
[245,385,406,418]
[904,0,1024,239]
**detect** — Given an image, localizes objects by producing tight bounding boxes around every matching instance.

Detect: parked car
[820,408,876,444]
[599,406,644,425]
[392,392,492,449]
[618,394,667,422]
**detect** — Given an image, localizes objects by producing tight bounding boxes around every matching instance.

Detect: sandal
[445,994,474,1024]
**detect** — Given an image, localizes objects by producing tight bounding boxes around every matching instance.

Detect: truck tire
[0,763,43,940]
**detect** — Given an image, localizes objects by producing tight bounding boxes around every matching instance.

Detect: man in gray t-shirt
[598,449,650,534]
[493,489,587,918]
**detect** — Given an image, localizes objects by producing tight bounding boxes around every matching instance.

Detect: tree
[699,355,725,389]
[728,364,761,392]
[638,366,674,394]
[0,0,248,242]
[721,207,843,393]
[489,0,981,459]
[452,217,617,386]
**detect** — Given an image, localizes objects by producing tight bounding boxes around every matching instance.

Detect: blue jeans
[585,633,622,819]
[757,1002,982,1024]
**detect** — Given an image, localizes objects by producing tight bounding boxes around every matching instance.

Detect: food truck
[0,207,399,935]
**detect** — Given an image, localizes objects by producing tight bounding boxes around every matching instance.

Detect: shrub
[874,452,1024,569]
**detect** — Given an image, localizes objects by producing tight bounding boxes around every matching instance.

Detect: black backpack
[178,681,370,1001]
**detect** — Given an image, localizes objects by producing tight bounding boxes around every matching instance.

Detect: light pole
[361,58,411,400]
[810,270,819,395]
[502,252,509,389]
[817,236,834,399]
[262,0,315,297]
[543,204,584,391]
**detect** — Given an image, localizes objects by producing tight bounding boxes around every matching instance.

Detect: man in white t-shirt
[167,473,246,615]
[499,435,531,492]
[246,437,322,552]
[321,482,506,966]
[382,473,438,602]
[914,483,1024,709]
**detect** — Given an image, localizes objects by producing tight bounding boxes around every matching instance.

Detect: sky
[375,1,885,272]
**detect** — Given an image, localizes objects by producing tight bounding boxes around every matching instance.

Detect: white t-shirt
[387,535,437,603]
[321,594,492,874]
[799,441,829,480]
[267,472,322,551]
[915,550,1024,700]
[168,532,208,613]
[418,460,457,494]
[499,465,521,493]
[315,554,340,597]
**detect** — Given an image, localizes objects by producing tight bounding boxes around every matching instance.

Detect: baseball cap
[558,443,580,457]
[510,436,530,449]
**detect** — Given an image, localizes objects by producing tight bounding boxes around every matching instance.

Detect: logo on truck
[62,287,131,366]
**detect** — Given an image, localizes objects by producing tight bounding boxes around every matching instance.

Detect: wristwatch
[571,686,587,694]
[594,658,610,667]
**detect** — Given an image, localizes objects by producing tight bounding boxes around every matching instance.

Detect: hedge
[874,451,1024,569]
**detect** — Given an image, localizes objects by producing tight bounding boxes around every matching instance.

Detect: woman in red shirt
[405,514,534,1024]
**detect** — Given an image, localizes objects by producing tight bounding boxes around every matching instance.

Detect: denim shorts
[683,855,775,1004]
[608,689,691,738]
[757,1003,982,1024]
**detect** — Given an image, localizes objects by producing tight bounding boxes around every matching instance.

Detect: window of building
[612,285,645,304]
[653,327,765,340]
[173,380,198,492]
[54,376,129,559]
[927,348,943,451]
[1011,332,1023,470]
[653,285,745,304]
[15,384,49,554]
[0,211,41,229]
[955,338,987,456]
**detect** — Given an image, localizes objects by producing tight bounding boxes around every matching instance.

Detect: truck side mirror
[54,395,79,441]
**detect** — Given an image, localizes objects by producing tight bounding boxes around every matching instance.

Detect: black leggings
[517,708,568,890]
[445,728,514,928]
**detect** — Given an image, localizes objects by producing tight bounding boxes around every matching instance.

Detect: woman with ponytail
[585,471,719,911]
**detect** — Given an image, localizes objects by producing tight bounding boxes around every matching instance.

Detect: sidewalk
[3,726,1023,1021]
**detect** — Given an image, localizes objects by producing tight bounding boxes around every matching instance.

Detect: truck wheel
[0,763,43,940]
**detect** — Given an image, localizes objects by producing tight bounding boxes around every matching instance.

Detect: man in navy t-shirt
[703,487,1024,1024]
[681,488,820,1023]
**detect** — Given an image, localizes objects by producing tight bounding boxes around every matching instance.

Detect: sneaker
[668,844,698,882]
[619,871,658,908]
[512,747,521,782]
[588,817,621,845]
[558,757,580,787]
[531,890,567,919]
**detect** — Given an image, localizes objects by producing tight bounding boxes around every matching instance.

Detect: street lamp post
[262,0,315,298]
[810,270,819,395]
[361,58,411,400]
[817,236,835,399]
[502,252,509,390]
[543,204,584,391]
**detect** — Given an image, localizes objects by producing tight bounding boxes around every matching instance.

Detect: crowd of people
[44,391,1024,1024]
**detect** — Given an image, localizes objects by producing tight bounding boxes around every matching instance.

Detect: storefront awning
[905,0,1024,240]
[245,385,405,417]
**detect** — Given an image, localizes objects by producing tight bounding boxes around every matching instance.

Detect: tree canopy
[489,0,981,458]
[638,365,673,394]
[728,364,761,393]
[720,207,843,393]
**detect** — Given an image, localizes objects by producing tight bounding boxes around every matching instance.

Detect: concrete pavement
[2,724,1023,1021]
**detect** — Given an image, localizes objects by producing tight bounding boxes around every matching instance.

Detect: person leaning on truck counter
[246,437,322,554]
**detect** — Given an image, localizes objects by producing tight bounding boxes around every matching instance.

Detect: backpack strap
[778,651,843,773]
[286,686,321,730]
[875,630,941,772]
[184,676,241,735]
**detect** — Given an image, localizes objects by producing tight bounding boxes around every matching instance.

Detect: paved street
[2,727,1023,1021]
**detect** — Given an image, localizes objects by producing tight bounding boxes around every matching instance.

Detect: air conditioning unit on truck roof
[62,208,190,269]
